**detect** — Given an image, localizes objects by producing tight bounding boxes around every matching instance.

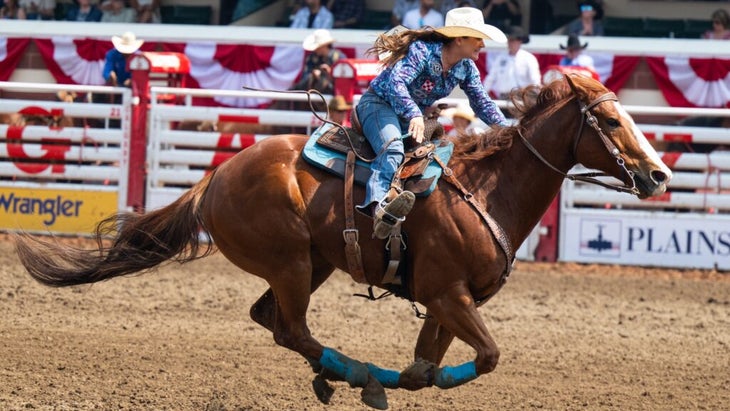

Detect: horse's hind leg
[249,252,334,335]
[263,262,388,409]
[249,289,276,333]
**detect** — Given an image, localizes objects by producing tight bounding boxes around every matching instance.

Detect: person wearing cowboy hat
[291,29,344,95]
[483,25,540,100]
[102,31,144,88]
[327,95,353,126]
[558,33,594,70]
[443,103,483,137]
[355,6,509,239]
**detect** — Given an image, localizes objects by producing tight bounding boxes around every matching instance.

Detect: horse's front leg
[415,314,456,364]
[399,285,499,390]
[397,315,455,391]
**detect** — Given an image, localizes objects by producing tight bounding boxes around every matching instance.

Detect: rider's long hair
[368,27,455,67]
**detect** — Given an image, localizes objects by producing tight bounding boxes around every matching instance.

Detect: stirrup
[372,191,415,239]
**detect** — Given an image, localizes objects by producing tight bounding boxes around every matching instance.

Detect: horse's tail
[15,172,216,287]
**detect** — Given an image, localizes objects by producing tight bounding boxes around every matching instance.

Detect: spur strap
[343,150,366,283]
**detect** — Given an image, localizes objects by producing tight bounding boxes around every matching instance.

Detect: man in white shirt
[482,25,541,99]
[390,0,419,27]
[402,0,444,29]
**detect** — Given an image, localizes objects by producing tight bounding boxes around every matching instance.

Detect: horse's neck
[467,114,578,250]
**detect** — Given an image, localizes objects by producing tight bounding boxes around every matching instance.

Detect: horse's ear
[564,73,589,103]
[564,73,579,95]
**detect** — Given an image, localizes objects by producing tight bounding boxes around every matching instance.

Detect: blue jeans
[355,91,408,210]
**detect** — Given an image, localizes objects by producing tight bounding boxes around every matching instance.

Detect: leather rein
[518,91,641,196]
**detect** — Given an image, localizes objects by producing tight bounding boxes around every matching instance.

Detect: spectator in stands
[558,34,594,70]
[439,0,476,17]
[390,0,418,28]
[703,9,730,40]
[65,0,102,21]
[19,0,55,20]
[290,0,333,29]
[100,0,135,23]
[483,25,540,100]
[103,31,143,88]
[129,0,159,23]
[402,0,443,29]
[328,95,352,127]
[482,0,522,31]
[564,0,604,36]
[291,29,344,95]
[1,0,27,18]
[444,103,482,136]
[327,0,363,29]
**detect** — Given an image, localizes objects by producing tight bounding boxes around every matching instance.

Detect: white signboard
[560,209,730,270]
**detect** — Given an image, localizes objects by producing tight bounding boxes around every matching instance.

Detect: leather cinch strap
[343,150,366,283]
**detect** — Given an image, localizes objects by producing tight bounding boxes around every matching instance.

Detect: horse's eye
[606,118,620,128]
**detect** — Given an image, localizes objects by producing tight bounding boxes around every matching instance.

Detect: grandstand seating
[160,5,213,25]
[683,19,711,39]
[359,9,391,30]
[642,18,686,38]
[603,17,711,39]
[603,17,646,37]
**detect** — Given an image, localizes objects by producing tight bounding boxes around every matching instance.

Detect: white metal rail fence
[2,82,729,270]
[560,106,730,270]
[0,81,131,235]
[146,87,326,210]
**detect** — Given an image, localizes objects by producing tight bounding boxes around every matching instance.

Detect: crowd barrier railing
[0,81,131,235]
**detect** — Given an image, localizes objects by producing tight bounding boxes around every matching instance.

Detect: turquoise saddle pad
[302,125,454,197]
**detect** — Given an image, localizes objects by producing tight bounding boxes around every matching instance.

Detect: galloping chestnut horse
[16,75,672,410]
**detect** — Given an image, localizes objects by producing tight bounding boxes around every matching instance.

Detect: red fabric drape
[647,56,730,107]
[0,38,31,81]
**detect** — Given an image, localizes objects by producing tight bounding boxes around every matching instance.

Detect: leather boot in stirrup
[372,190,415,239]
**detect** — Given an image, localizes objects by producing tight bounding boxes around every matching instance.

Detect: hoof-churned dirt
[1,239,728,410]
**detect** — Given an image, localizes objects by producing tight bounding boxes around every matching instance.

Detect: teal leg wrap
[366,363,401,389]
[434,361,477,389]
[319,347,369,387]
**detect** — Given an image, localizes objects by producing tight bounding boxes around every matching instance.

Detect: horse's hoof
[312,374,335,404]
[398,359,437,391]
[360,375,388,410]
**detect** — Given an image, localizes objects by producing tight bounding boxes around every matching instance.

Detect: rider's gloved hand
[409,116,425,143]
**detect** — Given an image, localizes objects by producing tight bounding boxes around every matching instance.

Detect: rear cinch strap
[343,149,366,283]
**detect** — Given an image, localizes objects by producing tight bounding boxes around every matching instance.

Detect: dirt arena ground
[1,238,728,411]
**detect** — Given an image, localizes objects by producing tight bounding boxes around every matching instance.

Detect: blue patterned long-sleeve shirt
[369,40,508,127]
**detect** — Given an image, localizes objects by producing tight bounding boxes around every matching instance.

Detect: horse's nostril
[651,169,669,184]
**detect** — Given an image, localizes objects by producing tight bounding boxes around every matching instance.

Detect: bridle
[518,91,640,195]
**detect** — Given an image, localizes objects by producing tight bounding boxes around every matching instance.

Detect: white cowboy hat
[435,7,507,43]
[302,29,335,51]
[112,31,144,54]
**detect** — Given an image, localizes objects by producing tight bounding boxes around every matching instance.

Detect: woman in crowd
[703,9,730,40]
